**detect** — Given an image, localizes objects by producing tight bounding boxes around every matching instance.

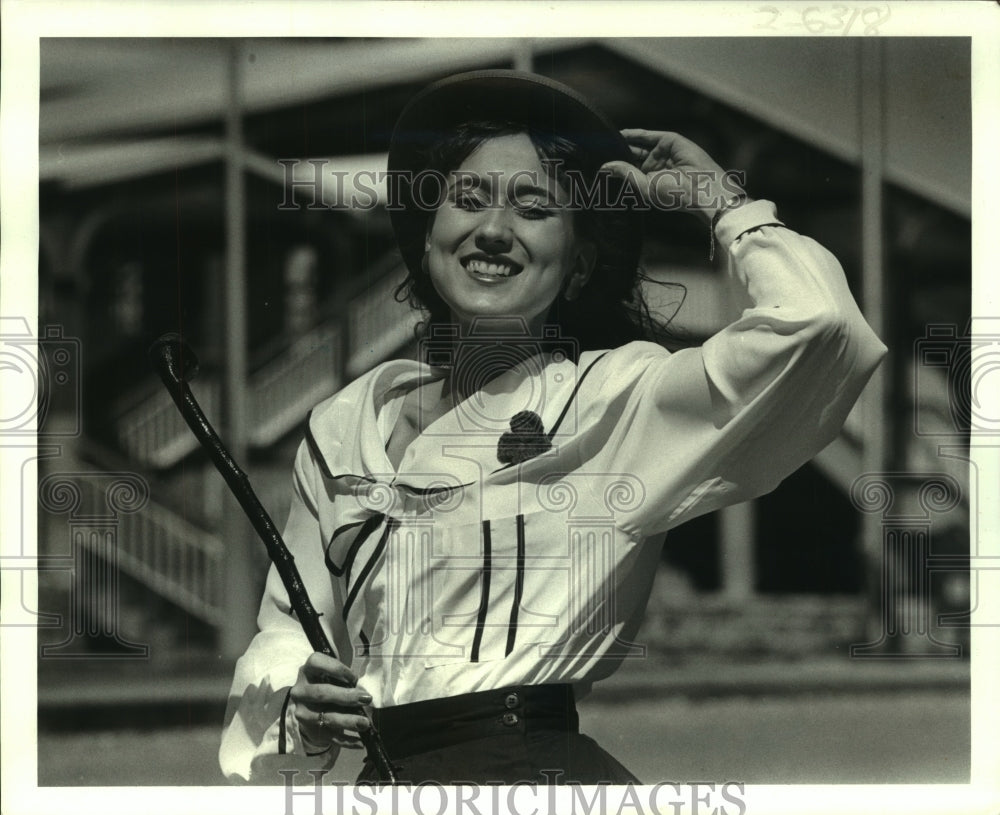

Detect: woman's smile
[461,252,524,280]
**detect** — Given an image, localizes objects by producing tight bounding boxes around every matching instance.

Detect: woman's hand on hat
[601,130,748,225]
[290,652,373,751]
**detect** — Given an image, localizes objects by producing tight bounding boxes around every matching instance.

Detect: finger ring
[317,711,328,729]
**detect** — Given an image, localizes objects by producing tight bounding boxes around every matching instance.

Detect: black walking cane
[149,333,397,783]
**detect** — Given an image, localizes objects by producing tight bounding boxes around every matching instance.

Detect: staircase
[36,442,226,669]
[118,320,344,469]
[117,259,418,470]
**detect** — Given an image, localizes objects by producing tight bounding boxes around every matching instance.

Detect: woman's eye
[517,203,553,220]
[454,192,486,211]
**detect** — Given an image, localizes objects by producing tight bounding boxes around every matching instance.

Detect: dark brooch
[497,410,551,465]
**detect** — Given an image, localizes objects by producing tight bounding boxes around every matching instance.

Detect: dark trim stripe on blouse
[278,688,291,755]
[304,412,335,479]
[505,514,527,657]
[470,519,493,664]
[393,481,475,497]
[343,517,398,620]
[325,513,386,579]
[546,352,609,440]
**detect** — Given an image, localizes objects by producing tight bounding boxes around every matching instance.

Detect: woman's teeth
[466,259,517,277]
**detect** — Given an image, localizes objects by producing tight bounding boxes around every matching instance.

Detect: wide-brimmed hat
[387,69,636,279]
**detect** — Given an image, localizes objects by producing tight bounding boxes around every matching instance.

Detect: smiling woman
[219,70,888,786]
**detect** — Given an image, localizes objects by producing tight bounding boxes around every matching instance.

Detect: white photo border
[2,2,998,814]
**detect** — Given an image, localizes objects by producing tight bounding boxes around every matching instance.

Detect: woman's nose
[474,206,513,251]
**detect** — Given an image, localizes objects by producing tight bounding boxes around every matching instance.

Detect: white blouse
[219,200,887,783]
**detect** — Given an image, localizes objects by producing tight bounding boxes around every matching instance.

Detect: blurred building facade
[35,38,971,672]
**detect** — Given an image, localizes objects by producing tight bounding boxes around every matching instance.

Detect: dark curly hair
[394,120,683,355]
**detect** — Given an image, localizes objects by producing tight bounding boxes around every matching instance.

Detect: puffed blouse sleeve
[219,440,345,784]
[590,199,887,537]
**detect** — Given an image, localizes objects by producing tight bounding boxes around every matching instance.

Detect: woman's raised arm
[588,133,887,536]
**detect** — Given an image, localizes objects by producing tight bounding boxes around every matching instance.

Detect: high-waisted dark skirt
[356,684,639,785]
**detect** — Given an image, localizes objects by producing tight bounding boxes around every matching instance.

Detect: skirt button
[502,712,519,727]
[504,692,520,709]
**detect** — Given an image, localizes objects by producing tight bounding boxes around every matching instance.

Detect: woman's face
[425,133,592,334]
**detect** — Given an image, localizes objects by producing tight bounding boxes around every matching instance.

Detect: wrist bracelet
[709,192,747,262]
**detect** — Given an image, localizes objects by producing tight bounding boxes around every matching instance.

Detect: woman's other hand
[601,130,748,224]
[290,652,372,751]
